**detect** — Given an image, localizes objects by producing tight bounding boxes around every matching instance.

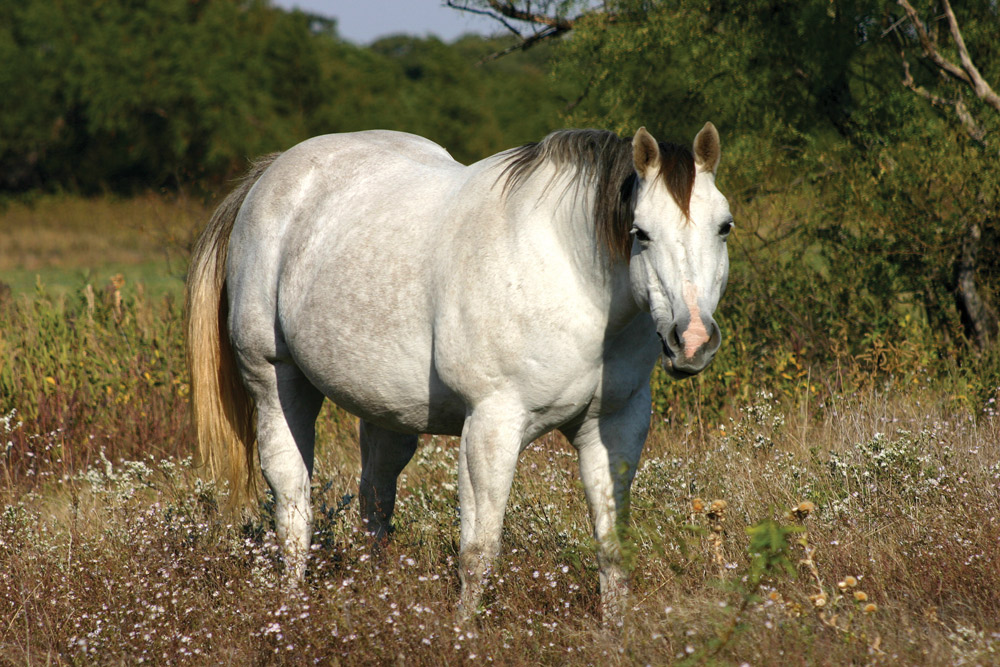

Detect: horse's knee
[458,543,486,577]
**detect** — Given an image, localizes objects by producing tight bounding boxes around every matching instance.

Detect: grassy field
[1,197,998,665]
[0,195,205,297]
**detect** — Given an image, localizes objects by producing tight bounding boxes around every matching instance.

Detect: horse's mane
[499,129,696,261]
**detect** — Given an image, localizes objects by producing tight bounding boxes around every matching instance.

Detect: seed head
[691,498,705,514]
[790,501,815,521]
[706,499,727,521]
[809,592,827,608]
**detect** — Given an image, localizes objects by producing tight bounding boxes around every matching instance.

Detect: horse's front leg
[562,387,650,627]
[456,400,525,621]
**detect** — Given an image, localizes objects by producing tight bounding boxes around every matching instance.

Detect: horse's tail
[185,154,280,511]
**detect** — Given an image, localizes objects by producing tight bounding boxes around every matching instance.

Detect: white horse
[186,124,732,624]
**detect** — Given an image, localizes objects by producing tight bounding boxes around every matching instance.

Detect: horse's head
[628,123,731,379]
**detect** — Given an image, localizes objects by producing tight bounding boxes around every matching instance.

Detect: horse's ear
[693,122,721,175]
[633,126,660,180]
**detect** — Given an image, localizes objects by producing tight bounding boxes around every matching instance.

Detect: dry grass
[1,386,997,665]
[0,195,206,295]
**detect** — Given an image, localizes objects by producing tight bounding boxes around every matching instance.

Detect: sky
[273,1,503,44]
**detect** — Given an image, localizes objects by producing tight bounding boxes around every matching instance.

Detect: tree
[0,0,572,192]
[0,0,321,191]
[889,0,1000,349]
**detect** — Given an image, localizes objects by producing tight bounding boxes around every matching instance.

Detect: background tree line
[0,0,571,192]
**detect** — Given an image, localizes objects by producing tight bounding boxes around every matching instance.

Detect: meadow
[1,197,998,665]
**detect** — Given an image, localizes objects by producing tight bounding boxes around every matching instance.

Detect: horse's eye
[631,227,651,243]
[719,219,734,237]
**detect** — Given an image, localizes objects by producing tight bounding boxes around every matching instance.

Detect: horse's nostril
[708,322,721,348]
[671,327,683,350]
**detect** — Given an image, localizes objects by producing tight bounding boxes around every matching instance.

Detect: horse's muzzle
[658,319,722,379]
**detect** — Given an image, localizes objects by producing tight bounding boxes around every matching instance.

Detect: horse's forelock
[656,142,696,222]
[500,130,695,262]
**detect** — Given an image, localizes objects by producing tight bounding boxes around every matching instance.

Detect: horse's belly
[283,301,468,436]
[315,363,467,436]
[323,383,467,436]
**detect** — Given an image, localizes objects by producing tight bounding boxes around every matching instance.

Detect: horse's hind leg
[242,360,325,582]
[358,420,418,539]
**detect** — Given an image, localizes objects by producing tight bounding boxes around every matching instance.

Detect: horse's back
[290,129,459,168]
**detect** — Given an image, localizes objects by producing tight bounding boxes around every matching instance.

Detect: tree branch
[445,0,525,38]
[901,56,986,143]
[446,1,615,61]
[939,0,1000,112]
[897,0,1000,113]
[476,25,566,63]
[482,0,576,30]
[896,0,969,84]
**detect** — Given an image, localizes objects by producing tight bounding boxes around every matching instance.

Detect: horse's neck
[521,167,640,333]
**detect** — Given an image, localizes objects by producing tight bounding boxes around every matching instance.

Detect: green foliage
[561,0,864,142]
[2,0,294,189]
[0,278,192,483]
[0,0,571,192]
[745,519,802,584]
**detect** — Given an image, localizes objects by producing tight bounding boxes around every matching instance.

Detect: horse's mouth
[658,333,697,379]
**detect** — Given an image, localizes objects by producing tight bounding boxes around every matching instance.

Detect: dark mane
[499,129,696,261]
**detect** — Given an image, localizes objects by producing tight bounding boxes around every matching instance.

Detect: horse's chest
[433,295,659,429]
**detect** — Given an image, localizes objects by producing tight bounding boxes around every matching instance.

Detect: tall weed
[0,277,192,487]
